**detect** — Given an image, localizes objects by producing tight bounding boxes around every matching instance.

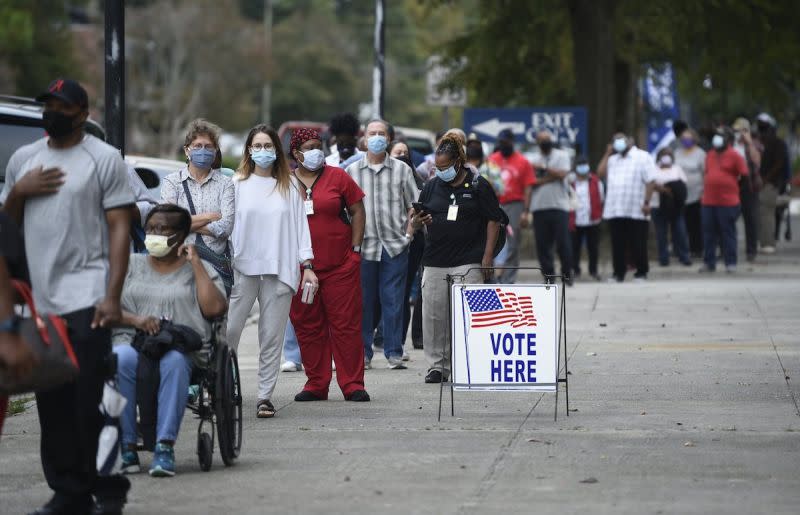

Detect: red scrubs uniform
[290,165,366,398]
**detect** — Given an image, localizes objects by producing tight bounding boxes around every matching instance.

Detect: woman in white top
[226,124,318,419]
[643,148,691,267]
[674,128,706,258]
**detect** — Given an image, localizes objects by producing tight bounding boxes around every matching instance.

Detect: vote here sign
[450,284,559,392]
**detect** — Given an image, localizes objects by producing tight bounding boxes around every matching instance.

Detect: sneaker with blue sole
[149,442,176,477]
[121,449,140,474]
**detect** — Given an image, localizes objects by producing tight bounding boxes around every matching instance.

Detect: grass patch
[7,396,34,415]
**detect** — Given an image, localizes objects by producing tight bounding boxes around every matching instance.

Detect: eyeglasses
[250,143,275,151]
[189,143,215,151]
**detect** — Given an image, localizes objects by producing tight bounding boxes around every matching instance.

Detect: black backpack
[660,180,688,219]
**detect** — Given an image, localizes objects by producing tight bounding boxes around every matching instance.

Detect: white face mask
[659,155,673,167]
[613,138,628,153]
[712,135,725,149]
[145,234,178,258]
[300,149,325,171]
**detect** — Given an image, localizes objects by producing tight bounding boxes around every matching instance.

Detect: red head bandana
[290,128,321,152]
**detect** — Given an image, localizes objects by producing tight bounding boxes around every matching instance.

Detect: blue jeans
[702,205,740,269]
[652,208,690,265]
[361,247,408,360]
[283,321,302,365]
[114,345,192,447]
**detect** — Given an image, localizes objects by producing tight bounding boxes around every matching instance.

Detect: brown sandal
[257,399,275,418]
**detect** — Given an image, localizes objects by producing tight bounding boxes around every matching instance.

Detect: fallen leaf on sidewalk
[579,477,599,484]
[599,323,607,327]
[527,438,552,444]
[684,441,696,447]
[587,352,597,356]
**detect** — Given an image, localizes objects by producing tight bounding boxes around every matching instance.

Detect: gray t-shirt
[112,254,225,355]
[529,148,571,212]
[674,147,706,204]
[1,135,134,315]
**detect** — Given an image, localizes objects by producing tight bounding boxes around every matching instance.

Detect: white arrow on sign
[472,118,526,138]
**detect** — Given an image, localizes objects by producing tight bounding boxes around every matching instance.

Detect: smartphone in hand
[412,202,427,214]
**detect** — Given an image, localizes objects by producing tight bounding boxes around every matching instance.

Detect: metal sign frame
[437,267,570,422]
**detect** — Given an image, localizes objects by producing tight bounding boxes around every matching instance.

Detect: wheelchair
[187,319,243,471]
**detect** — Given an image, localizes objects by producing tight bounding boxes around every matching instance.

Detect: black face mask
[756,122,771,136]
[498,142,513,157]
[466,146,483,160]
[43,110,80,139]
[339,144,356,161]
[538,140,553,154]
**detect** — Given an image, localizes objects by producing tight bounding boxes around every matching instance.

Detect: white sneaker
[387,357,407,370]
[364,358,372,370]
[761,246,776,254]
[402,349,410,361]
[725,265,737,274]
[280,361,302,372]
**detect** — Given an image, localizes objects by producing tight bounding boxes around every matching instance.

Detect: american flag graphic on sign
[463,288,537,328]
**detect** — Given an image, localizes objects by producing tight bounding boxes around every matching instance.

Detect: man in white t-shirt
[1,78,134,515]
[597,132,657,282]
[528,131,574,284]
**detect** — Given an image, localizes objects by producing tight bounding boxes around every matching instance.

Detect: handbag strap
[181,176,205,247]
[11,280,51,345]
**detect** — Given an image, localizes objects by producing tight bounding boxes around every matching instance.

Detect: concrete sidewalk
[2,232,799,514]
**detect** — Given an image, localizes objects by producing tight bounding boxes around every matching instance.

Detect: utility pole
[261,0,273,126]
[371,0,385,120]
[104,0,125,154]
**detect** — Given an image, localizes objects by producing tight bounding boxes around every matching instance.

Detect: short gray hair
[366,118,390,134]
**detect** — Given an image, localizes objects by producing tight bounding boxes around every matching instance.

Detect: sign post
[426,55,467,131]
[439,267,570,421]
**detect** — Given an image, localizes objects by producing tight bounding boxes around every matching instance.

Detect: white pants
[227,271,294,402]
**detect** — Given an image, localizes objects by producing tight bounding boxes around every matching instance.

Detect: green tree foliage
[438,0,800,160]
[0,0,76,94]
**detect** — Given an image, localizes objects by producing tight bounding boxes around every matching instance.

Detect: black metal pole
[104,0,125,154]
[371,0,385,119]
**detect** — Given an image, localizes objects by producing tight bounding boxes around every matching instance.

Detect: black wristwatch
[0,314,21,334]
[302,262,314,270]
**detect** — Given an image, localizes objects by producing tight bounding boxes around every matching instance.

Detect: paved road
[2,227,799,514]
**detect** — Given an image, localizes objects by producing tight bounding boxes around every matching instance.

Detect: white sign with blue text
[450,284,559,392]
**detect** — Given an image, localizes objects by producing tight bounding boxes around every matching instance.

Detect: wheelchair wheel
[198,432,213,472]
[215,346,243,466]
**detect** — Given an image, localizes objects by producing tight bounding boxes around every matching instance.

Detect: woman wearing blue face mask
[161,118,235,292]
[409,133,508,384]
[226,125,318,419]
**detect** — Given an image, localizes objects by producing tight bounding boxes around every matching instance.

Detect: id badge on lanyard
[447,193,458,221]
[304,187,315,215]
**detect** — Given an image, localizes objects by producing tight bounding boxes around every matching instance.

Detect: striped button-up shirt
[161,168,235,254]
[602,146,656,221]
[346,154,419,261]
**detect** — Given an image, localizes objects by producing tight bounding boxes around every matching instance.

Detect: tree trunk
[568,0,616,165]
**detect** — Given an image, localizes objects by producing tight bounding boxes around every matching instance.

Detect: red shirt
[304,165,365,271]
[488,151,536,204]
[702,147,748,207]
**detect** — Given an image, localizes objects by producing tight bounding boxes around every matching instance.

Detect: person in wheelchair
[112,204,227,477]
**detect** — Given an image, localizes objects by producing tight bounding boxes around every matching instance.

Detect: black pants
[684,201,703,257]
[608,218,649,280]
[572,225,600,276]
[739,182,760,258]
[533,209,573,279]
[35,307,124,508]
